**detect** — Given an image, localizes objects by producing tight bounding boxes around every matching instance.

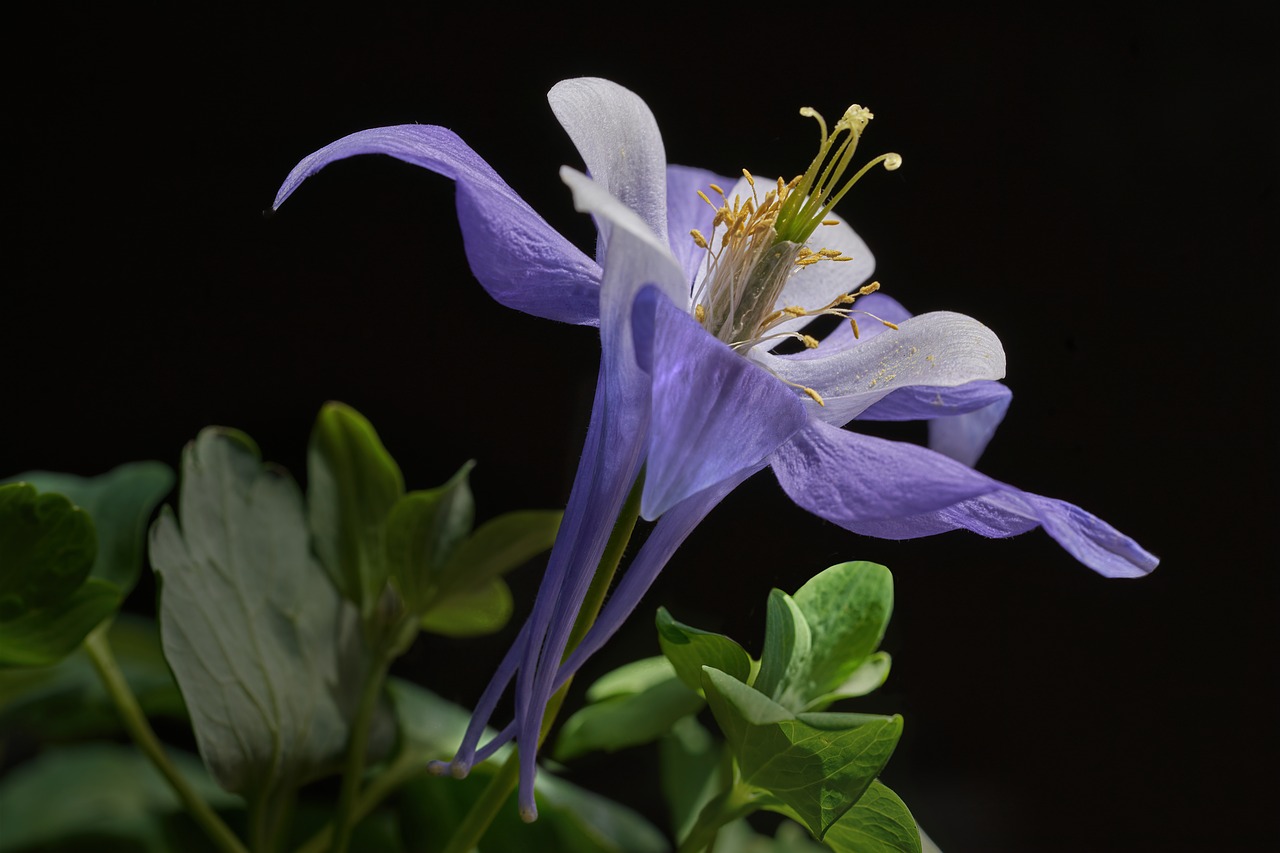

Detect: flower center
[688,104,902,362]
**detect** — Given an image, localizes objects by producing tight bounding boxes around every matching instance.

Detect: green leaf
[0,482,97,620]
[0,578,121,667]
[813,780,922,853]
[0,742,238,853]
[437,509,561,597]
[419,578,513,637]
[555,661,704,760]
[655,607,751,693]
[150,427,369,796]
[701,666,902,840]
[307,401,405,613]
[389,679,669,853]
[0,615,186,740]
[384,462,475,613]
[10,461,174,595]
[659,716,723,841]
[584,655,679,703]
[753,589,811,704]
[790,561,893,704]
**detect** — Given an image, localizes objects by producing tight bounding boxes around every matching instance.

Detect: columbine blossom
[275,77,1156,818]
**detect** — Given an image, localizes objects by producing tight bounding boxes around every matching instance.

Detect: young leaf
[307,401,405,613]
[554,661,703,760]
[584,655,678,702]
[10,461,174,595]
[802,651,892,712]
[753,589,811,704]
[0,482,97,620]
[419,577,513,637]
[791,561,893,703]
[384,461,475,613]
[150,428,368,797]
[701,666,902,840]
[656,606,752,692]
[659,715,724,841]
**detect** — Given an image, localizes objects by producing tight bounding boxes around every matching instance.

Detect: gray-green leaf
[150,427,368,797]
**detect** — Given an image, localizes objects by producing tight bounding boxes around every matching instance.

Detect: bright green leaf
[419,578,513,637]
[11,462,174,595]
[701,666,902,840]
[656,607,752,693]
[438,509,561,597]
[791,561,893,703]
[754,589,811,704]
[555,671,704,760]
[0,482,97,620]
[384,461,475,613]
[307,401,405,613]
[150,428,375,796]
[0,742,238,853]
[0,578,121,667]
[814,780,922,853]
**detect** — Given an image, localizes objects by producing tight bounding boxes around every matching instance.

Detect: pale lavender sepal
[274,125,602,325]
[666,164,729,285]
[770,420,1158,578]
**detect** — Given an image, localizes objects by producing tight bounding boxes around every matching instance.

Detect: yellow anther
[802,387,826,406]
[797,247,814,258]
[695,304,706,324]
[802,334,820,349]
[784,305,808,316]
[697,189,715,209]
[837,294,856,305]
[882,320,900,330]
[850,317,861,339]
[742,168,755,186]
[795,256,821,266]
[690,229,708,249]
[833,255,852,261]
[859,281,881,295]
[818,248,844,258]
[709,183,725,196]
[822,219,840,226]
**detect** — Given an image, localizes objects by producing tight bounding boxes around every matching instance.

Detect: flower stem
[328,653,393,853]
[440,474,646,853]
[84,624,249,853]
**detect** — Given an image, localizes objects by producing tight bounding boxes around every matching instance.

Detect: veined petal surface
[549,78,669,244]
[274,125,601,325]
[667,164,731,285]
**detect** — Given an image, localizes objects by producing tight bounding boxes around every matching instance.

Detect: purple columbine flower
[275,78,1157,819]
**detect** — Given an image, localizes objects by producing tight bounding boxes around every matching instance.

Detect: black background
[9,5,1277,852]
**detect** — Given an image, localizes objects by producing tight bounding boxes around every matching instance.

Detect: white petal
[560,167,690,331]
[749,311,1007,426]
[549,78,668,243]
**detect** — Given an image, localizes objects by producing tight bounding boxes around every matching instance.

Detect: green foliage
[701,667,901,840]
[554,657,705,761]
[308,401,406,615]
[385,463,476,614]
[658,716,723,841]
[655,607,751,692]
[149,427,375,797]
[808,781,922,853]
[0,743,238,853]
[0,482,97,620]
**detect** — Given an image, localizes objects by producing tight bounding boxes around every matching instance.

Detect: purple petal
[771,420,1158,578]
[925,385,1013,467]
[633,286,807,519]
[548,78,669,244]
[667,164,731,285]
[274,125,601,325]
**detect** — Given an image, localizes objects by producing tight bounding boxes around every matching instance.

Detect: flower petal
[781,292,914,360]
[771,421,1158,578]
[274,125,601,325]
[925,385,1012,467]
[667,164,731,285]
[549,78,669,244]
[751,311,1007,426]
[856,380,1012,467]
[632,287,807,520]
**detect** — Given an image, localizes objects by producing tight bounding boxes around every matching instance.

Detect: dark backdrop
[9,5,1276,851]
